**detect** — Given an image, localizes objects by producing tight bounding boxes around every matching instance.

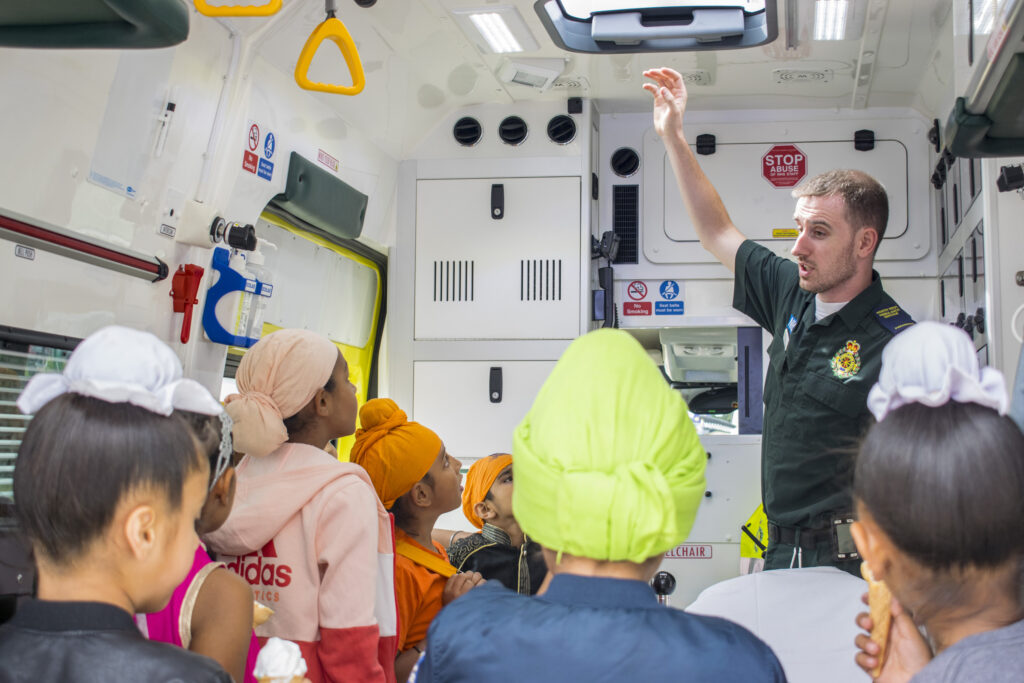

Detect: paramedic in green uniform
[644,67,914,574]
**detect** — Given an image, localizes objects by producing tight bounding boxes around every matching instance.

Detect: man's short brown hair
[792,170,889,246]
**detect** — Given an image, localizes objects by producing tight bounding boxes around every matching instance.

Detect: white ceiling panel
[241,0,952,152]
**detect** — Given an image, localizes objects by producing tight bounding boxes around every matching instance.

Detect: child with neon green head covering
[412,329,786,683]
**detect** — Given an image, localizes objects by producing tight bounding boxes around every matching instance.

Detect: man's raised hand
[642,67,689,138]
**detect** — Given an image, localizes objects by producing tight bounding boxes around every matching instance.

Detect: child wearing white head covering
[851,321,1024,682]
[15,325,259,682]
[1,325,232,683]
[16,324,223,417]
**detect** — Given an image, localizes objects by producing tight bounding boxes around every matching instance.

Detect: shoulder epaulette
[874,304,915,335]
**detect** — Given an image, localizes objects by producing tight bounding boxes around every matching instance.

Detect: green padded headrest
[0,0,188,49]
[274,152,368,241]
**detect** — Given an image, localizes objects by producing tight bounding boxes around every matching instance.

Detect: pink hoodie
[205,443,397,683]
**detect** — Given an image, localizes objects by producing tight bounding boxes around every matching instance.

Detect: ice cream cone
[253,601,274,628]
[860,561,892,678]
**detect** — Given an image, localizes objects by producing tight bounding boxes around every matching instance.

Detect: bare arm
[395,643,423,683]
[430,528,470,549]
[642,67,746,272]
[190,567,255,683]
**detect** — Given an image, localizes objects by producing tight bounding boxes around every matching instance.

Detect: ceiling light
[471,13,522,52]
[497,58,566,91]
[814,0,848,40]
[452,5,539,54]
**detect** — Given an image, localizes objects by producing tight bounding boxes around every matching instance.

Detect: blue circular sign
[659,280,679,300]
[264,132,275,159]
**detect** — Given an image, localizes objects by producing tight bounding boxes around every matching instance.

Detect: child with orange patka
[447,454,547,594]
[350,399,484,683]
[204,329,397,683]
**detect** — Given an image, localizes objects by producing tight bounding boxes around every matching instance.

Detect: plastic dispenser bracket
[295,0,366,96]
[201,247,263,348]
[169,264,205,344]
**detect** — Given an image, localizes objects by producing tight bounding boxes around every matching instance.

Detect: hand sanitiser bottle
[216,248,251,340]
[243,239,276,341]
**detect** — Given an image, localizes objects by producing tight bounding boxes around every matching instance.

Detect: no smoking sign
[627,281,648,300]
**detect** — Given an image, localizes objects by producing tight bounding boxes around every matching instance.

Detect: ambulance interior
[1,0,1023,627]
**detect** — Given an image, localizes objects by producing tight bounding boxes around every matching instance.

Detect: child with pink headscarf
[205,329,397,683]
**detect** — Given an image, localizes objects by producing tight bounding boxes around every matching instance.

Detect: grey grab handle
[489,366,502,403]
[591,8,743,44]
[491,184,504,220]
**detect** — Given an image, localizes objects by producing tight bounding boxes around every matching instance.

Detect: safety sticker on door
[616,279,685,326]
[655,280,684,316]
[243,120,275,182]
[624,301,651,316]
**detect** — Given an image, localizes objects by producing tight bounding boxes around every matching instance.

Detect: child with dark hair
[204,329,397,683]
[852,321,1024,682]
[0,326,230,683]
[447,453,547,594]
[142,409,260,683]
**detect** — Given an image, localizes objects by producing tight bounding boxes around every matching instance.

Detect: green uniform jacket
[733,240,914,529]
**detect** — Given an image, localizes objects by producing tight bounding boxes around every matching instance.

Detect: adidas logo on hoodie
[226,539,292,603]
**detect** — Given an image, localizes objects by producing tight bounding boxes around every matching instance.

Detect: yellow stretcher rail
[295,12,365,96]
[193,0,282,17]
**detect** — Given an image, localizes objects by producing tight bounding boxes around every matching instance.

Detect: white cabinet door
[415,177,580,340]
[661,140,910,245]
[414,359,558,534]
[639,118,932,268]
[412,360,555,461]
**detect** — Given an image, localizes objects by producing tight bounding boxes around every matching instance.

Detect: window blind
[0,344,72,501]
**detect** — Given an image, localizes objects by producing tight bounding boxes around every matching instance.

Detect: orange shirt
[394,529,449,651]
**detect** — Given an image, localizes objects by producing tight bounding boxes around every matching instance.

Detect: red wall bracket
[170,264,205,343]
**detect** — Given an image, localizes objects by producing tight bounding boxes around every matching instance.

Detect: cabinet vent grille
[433,260,474,302]
[520,259,563,301]
[613,185,639,264]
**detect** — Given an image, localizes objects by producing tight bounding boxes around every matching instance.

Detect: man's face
[790,194,861,299]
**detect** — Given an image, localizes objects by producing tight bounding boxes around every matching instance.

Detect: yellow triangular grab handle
[193,0,282,17]
[294,16,366,96]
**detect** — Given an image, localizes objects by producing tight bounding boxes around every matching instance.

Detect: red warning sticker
[664,544,713,559]
[762,144,807,188]
[317,149,339,172]
[623,301,652,316]
[243,150,258,174]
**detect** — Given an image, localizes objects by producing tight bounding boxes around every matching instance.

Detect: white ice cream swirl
[254,637,308,679]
